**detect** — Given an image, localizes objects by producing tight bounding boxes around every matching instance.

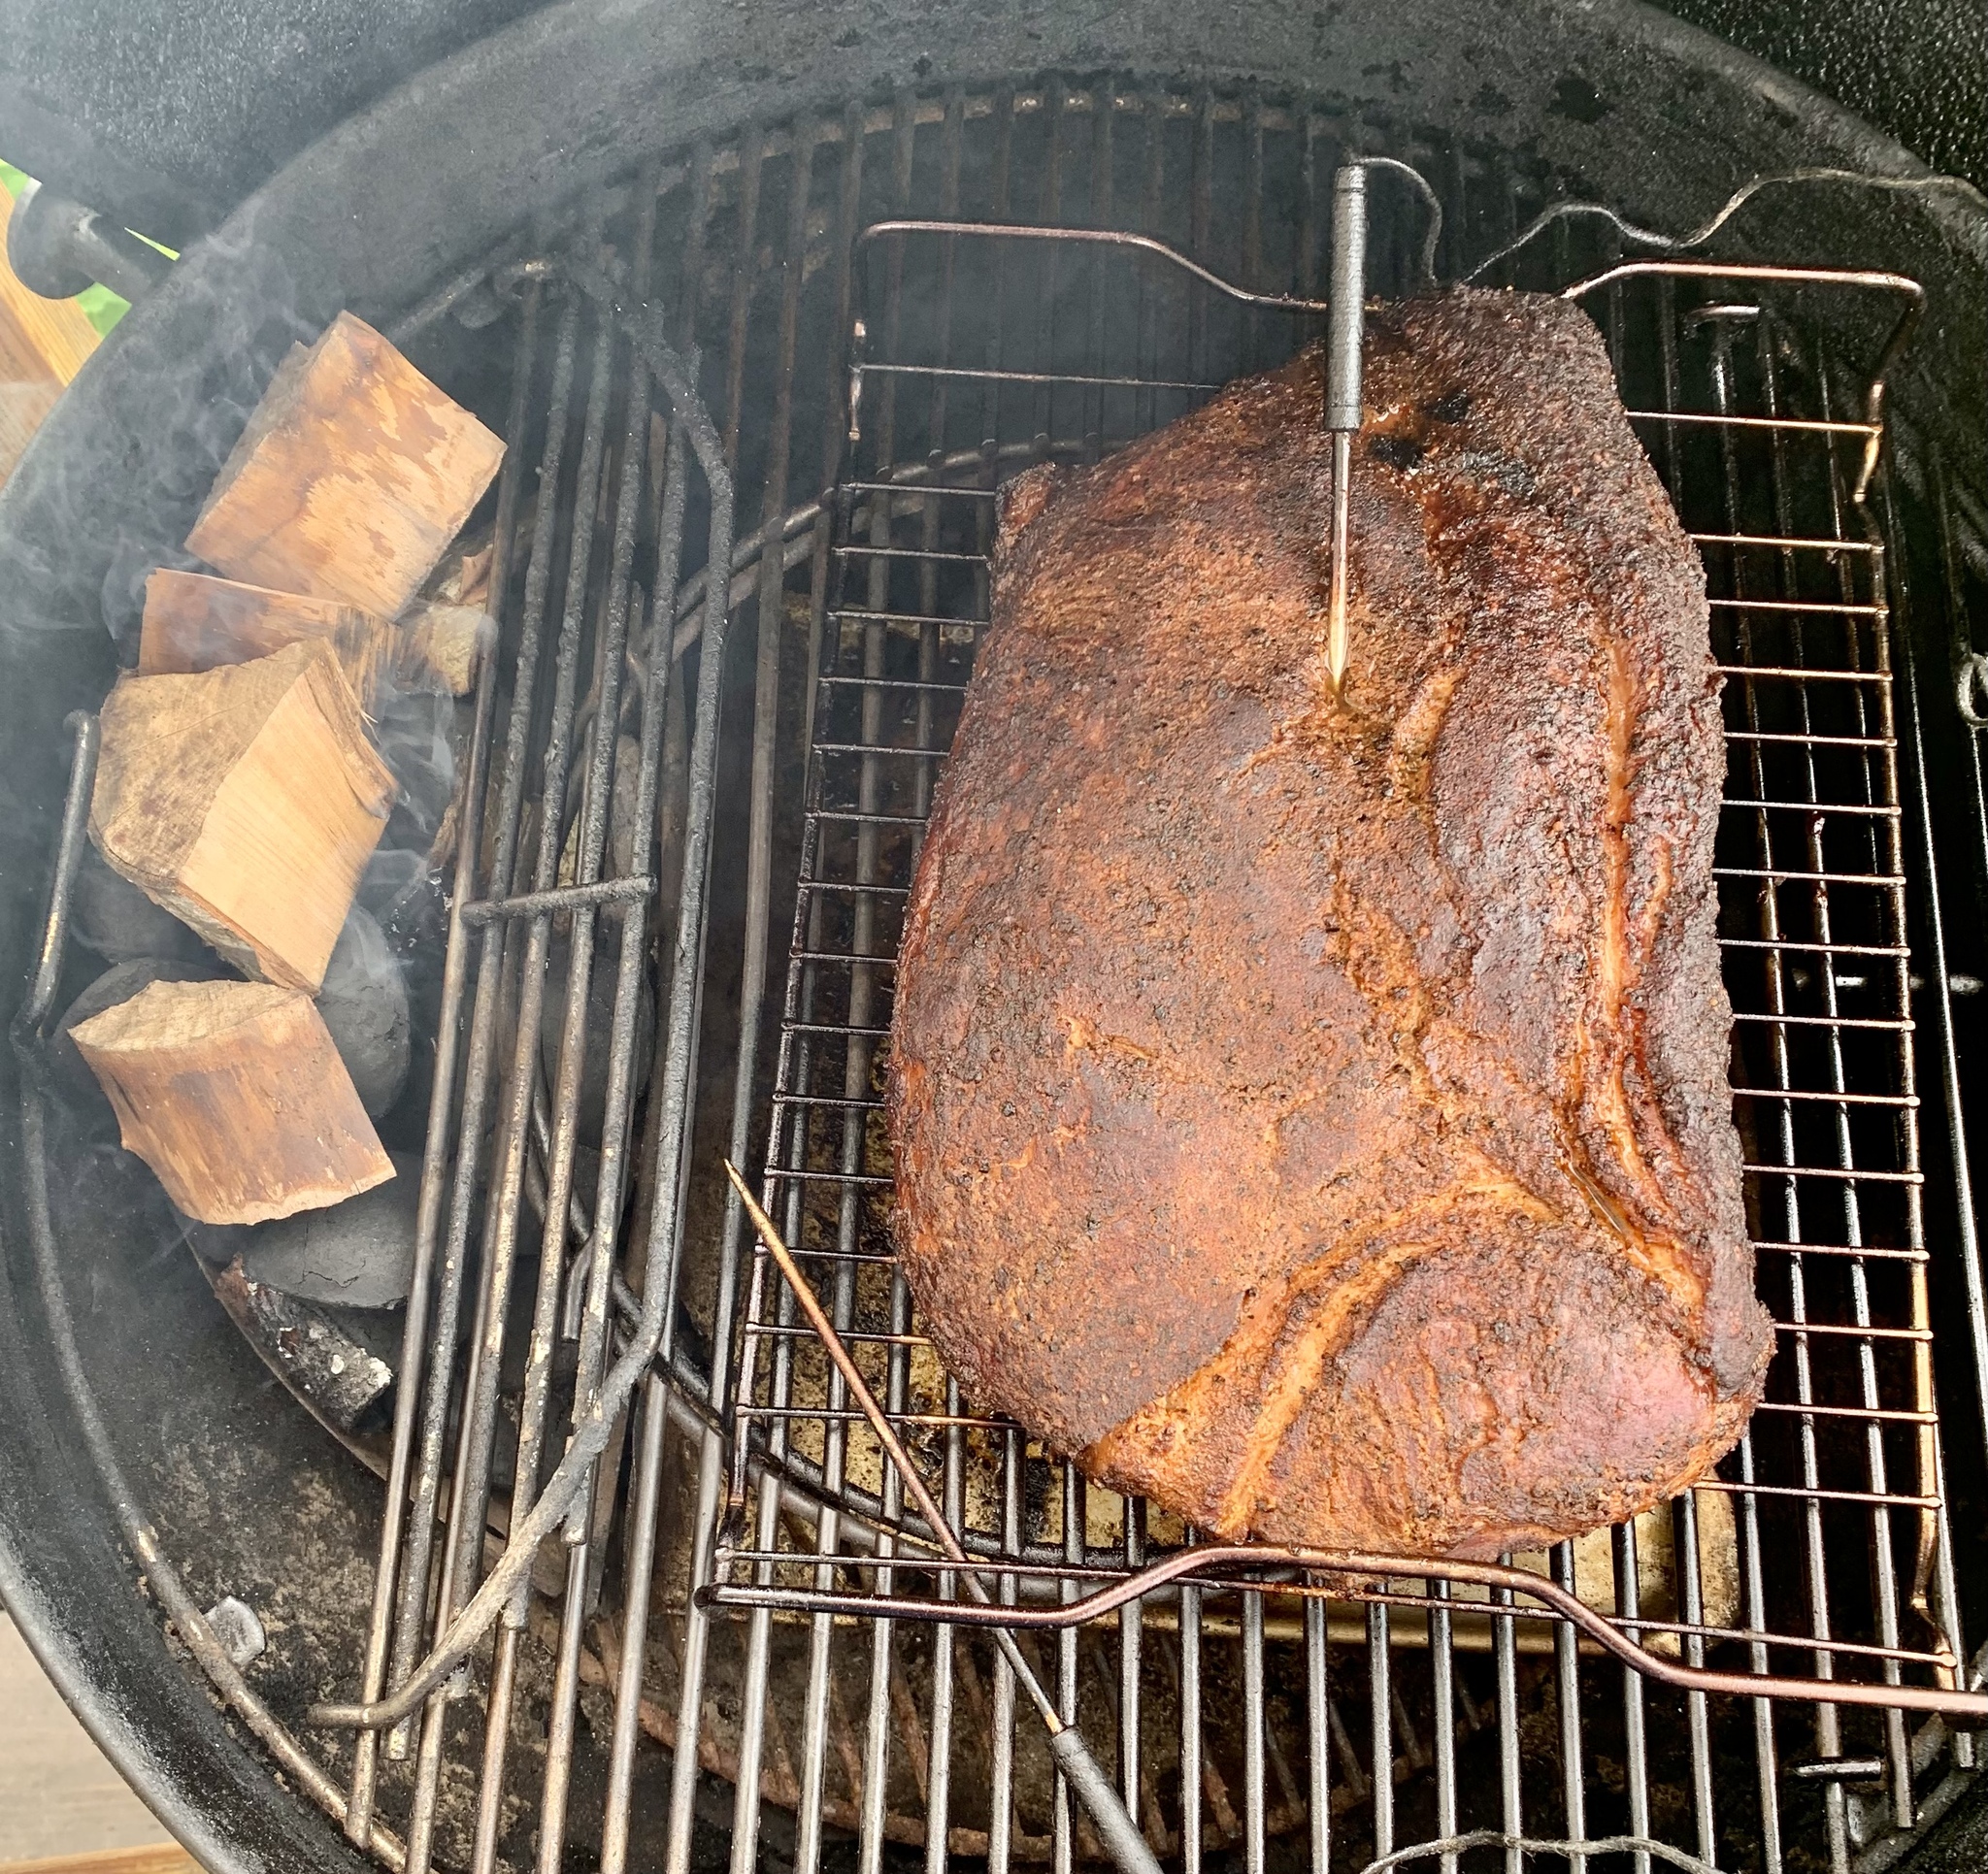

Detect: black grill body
[1,6,1985,1874]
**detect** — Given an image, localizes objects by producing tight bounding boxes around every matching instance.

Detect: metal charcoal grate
[706,199,1987,1874]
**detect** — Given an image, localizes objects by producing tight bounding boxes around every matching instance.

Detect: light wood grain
[185,310,504,616]
[1,1845,200,1874]
[90,642,395,991]
[71,978,393,1224]
[393,601,485,694]
[140,569,388,703]
[143,569,484,700]
[0,188,100,487]
[0,1616,181,1865]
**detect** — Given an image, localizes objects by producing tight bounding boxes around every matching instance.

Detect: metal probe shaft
[1324,163,1369,694]
[722,1162,1163,1874]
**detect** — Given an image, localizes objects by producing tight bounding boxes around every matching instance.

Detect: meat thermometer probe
[1325,160,1369,694]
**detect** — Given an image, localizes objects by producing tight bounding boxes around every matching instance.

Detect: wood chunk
[69,978,394,1225]
[392,602,486,694]
[142,565,486,702]
[140,568,388,705]
[89,641,395,991]
[184,310,505,616]
[51,957,218,1113]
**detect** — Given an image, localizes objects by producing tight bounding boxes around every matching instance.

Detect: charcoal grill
[4,7,1988,1874]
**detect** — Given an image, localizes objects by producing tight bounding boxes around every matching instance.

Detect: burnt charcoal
[71,845,212,965]
[315,905,411,1118]
[192,1150,419,1309]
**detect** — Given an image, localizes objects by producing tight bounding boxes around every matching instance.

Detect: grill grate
[708,217,1979,1874]
[304,233,750,1873]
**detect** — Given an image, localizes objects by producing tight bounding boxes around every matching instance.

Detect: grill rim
[3,7,1987,1872]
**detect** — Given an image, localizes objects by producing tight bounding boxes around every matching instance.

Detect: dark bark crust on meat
[886,287,1773,1562]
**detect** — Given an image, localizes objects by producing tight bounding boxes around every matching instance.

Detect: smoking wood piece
[51,957,218,1114]
[69,978,394,1225]
[392,602,486,694]
[89,641,396,992]
[184,310,505,617]
[142,566,484,702]
[140,567,389,704]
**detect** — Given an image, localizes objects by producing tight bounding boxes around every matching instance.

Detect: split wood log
[51,957,218,1113]
[392,603,485,694]
[69,978,394,1225]
[184,310,505,616]
[89,641,395,991]
[140,568,388,703]
[141,567,485,702]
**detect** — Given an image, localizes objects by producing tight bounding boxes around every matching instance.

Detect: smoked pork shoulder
[886,286,1773,1561]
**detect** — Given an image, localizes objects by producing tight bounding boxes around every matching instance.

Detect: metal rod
[344,278,532,1827]
[725,106,816,1874]
[15,709,97,1037]
[722,1163,1165,1874]
[508,186,663,1874]
[597,365,699,1874]
[458,874,655,923]
[724,1162,1054,1724]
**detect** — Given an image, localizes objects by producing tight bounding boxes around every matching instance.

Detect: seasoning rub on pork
[887,287,1772,1561]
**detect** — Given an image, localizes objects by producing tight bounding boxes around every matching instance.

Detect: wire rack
[707,219,1982,1874]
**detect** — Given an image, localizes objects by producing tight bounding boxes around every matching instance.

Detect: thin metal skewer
[1324,163,1369,695]
[722,1161,1163,1874]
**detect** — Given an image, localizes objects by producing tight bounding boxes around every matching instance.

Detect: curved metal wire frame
[1560,257,1924,501]
[708,204,1988,1726]
[701,1540,1988,1720]
[312,265,737,1739]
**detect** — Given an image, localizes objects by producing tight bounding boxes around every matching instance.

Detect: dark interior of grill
[4,8,1988,1874]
